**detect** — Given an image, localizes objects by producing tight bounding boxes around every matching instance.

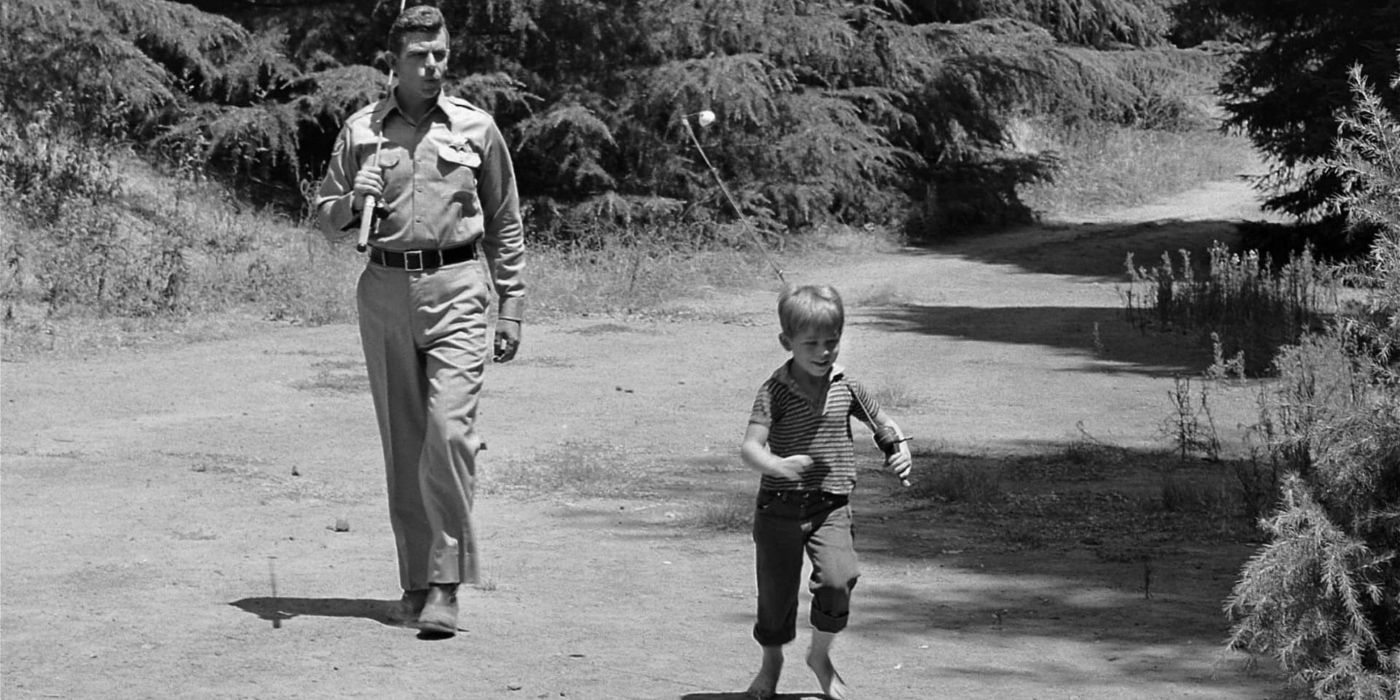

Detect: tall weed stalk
[1122,241,1340,375]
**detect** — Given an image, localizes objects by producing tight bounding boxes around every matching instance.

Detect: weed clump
[910,456,1003,503]
[1122,241,1340,376]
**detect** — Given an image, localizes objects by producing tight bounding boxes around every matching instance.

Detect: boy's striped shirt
[749,362,881,495]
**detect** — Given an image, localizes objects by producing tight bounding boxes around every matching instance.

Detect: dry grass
[908,452,1005,503]
[482,439,645,497]
[869,379,924,411]
[3,114,1266,358]
[1018,120,1260,220]
[682,491,754,532]
[528,239,768,320]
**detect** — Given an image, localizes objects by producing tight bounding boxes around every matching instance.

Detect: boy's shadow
[229,596,401,627]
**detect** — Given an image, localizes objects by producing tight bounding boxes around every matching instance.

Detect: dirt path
[2,178,1288,699]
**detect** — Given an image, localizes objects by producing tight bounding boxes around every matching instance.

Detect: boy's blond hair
[778,284,844,337]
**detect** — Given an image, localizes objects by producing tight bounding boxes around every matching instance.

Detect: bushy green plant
[1227,349,1400,697]
[1224,62,1400,700]
[1327,63,1400,373]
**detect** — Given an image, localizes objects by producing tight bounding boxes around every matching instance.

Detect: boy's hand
[886,443,912,486]
[769,455,812,481]
[874,425,913,486]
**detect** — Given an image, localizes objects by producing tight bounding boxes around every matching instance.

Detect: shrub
[0,103,360,331]
[1223,61,1400,700]
[0,106,193,318]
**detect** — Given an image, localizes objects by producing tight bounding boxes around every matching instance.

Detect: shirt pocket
[438,143,480,217]
[353,139,402,168]
[438,143,480,181]
[372,147,406,200]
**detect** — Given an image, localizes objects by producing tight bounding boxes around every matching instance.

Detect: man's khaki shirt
[316,91,525,318]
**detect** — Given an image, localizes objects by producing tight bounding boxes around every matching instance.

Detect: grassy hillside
[0,116,1262,360]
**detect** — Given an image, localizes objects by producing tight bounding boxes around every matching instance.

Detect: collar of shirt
[772,360,846,408]
[370,91,460,130]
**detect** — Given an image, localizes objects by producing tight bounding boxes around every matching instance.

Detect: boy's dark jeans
[752,489,860,647]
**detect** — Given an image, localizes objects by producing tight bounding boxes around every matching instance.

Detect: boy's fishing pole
[679,110,786,284]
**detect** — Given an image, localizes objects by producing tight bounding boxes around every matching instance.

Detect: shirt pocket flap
[439,144,481,168]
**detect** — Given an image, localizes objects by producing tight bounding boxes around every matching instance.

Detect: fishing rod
[679,110,787,284]
[356,0,409,253]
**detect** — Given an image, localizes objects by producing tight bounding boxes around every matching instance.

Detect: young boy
[740,284,913,700]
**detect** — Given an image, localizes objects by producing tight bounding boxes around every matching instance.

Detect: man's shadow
[230,596,401,628]
[230,596,460,639]
[682,694,821,700]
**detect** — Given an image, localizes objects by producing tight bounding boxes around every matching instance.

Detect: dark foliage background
[2,0,1230,241]
[1173,0,1400,223]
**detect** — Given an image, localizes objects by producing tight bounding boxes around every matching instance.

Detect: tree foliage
[1173,0,1400,220]
[910,0,1174,49]
[1225,63,1400,700]
[2,0,1220,235]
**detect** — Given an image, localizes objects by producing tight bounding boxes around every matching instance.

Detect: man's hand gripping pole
[355,0,405,253]
[355,141,384,253]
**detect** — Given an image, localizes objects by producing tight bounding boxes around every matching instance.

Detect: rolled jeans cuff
[811,606,850,633]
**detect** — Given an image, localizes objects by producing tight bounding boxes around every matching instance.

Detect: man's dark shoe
[390,589,429,624]
[417,584,458,635]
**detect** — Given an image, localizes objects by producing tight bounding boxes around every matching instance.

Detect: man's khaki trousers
[357,258,490,591]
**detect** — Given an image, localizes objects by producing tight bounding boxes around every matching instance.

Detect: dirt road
[2,178,1287,699]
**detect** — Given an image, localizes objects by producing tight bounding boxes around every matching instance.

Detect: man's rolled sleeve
[476,120,526,320]
[315,127,361,243]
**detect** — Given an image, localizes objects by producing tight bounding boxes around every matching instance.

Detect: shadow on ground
[920,219,1246,280]
[552,441,1274,695]
[229,596,402,627]
[860,303,1213,377]
[682,695,814,700]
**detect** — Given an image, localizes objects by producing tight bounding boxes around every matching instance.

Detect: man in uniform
[315,4,524,636]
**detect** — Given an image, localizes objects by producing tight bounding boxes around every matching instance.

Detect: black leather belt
[759,489,848,505]
[369,244,476,271]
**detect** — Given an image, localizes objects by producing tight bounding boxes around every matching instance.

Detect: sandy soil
[2,177,1293,699]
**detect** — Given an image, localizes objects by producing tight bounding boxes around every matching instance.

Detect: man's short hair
[778,285,844,337]
[389,4,447,54]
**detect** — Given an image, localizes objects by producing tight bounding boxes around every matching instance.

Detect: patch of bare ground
[2,177,1292,699]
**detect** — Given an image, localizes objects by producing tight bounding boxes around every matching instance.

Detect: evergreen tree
[1225,64,1400,700]
[1173,0,1400,221]
[3,0,1217,234]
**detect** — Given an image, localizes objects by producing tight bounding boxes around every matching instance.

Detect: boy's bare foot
[806,650,849,700]
[807,631,848,699]
[746,646,783,699]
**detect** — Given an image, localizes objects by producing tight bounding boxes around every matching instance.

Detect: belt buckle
[403,250,424,272]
